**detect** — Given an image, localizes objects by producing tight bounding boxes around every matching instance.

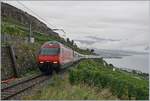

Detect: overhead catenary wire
[16,1,57,29]
[16,1,67,37]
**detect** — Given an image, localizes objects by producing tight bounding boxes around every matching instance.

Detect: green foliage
[2,12,96,55]
[23,73,117,100]
[69,59,149,100]
[1,23,27,36]
[2,20,94,55]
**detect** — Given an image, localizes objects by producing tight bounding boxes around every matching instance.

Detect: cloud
[74,39,96,45]
[5,1,150,52]
[145,46,149,51]
[86,36,121,42]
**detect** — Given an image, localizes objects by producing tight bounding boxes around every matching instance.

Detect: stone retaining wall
[1,46,15,80]
[1,34,40,80]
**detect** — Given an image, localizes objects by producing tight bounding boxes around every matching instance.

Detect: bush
[2,23,27,36]
[69,59,149,100]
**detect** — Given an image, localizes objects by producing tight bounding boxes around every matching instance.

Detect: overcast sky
[4,1,150,52]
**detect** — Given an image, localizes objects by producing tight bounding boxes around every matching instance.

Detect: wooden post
[9,45,18,77]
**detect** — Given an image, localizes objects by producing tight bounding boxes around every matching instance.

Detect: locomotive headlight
[53,61,58,64]
[40,61,44,64]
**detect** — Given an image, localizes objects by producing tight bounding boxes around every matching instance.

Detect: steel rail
[1,74,49,100]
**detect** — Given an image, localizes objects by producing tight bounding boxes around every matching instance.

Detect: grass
[1,21,28,37]
[23,72,118,100]
[20,68,40,77]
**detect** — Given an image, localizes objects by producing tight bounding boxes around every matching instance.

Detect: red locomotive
[37,41,75,74]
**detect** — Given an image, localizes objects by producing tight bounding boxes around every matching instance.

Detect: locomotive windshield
[39,48,60,55]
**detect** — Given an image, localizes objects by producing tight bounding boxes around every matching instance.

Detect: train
[36,41,84,74]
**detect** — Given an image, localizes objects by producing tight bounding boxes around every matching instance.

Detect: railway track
[1,60,81,100]
[1,74,50,100]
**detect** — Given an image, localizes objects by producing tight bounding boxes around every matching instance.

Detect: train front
[37,42,60,74]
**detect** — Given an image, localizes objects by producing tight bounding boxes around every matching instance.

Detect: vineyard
[69,59,149,100]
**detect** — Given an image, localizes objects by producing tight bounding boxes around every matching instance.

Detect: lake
[104,54,149,73]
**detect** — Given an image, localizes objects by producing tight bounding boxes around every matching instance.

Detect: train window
[61,48,63,53]
[39,48,60,55]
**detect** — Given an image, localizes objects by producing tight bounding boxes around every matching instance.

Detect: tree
[86,48,89,52]
[66,38,70,43]
[132,70,137,74]
[74,43,78,48]
[109,64,114,67]
[71,40,74,45]
[91,49,94,53]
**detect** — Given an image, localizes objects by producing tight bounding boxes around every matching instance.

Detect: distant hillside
[1,2,59,36]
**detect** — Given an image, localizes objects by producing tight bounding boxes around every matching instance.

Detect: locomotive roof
[44,41,61,45]
[41,41,61,47]
[42,41,71,49]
